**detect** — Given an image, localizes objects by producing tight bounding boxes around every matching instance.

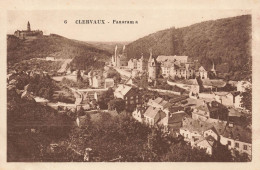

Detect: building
[191,135,216,155]
[14,21,43,39]
[192,101,229,122]
[156,55,188,64]
[136,54,145,71]
[92,75,102,88]
[143,106,166,127]
[180,117,252,156]
[128,54,145,71]
[197,66,208,79]
[148,51,159,82]
[132,106,147,123]
[46,57,55,61]
[169,63,195,79]
[237,81,251,92]
[111,45,128,67]
[104,78,115,88]
[114,84,142,110]
[219,124,252,156]
[128,59,137,69]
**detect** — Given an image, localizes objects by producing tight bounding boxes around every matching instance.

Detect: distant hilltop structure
[14,21,43,39]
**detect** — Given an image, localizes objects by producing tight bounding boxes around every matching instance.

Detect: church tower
[211,62,216,75]
[148,49,157,82]
[27,21,31,31]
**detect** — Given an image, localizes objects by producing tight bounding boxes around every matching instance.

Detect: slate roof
[168,111,188,124]
[157,55,188,63]
[202,79,226,88]
[114,84,132,96]
[221,124,252,143]
[143,106,166,121]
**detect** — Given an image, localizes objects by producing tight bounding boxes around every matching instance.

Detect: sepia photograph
[5,8,253,163]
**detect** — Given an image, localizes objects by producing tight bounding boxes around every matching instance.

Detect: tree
[108,98,125,113]
[241,87,252,112]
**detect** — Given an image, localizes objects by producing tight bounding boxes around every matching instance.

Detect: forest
[126,15,251,80]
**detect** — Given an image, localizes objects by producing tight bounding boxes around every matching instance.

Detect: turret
[27,21,31,31]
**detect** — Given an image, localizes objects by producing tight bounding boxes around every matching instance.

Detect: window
[243,145,248,150]
[235,142,239,148]
[228,141,231,145]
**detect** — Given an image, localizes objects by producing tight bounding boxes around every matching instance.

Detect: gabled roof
[168,111,187,124]
[202,79,226,88]
[148,97,172,109]
[199,66,207,72]
[143,106,166,120]
[181,117,215,135]
[114,84,132,96]
[221,124,252,143]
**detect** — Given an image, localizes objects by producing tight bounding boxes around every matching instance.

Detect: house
[192,101,228,122]
[191,135,216,155]
[46,57,55,61]
[104,78,115,88]
[136,55,145,71]
[169,63,195,79]
[92,76,102,88]
[237,81,251,92]
[125,77,133,85]
[143,106,166,127]
[161,61,173,77]
[159,110,188,133]
[147,97,171,111]
[128,59,137,69]
[197,66,208,79]
[214,92,235,106]
[132,106,146,123]
[180,117,252,157]
[114,84,142,110]
[219,124,252,156]
[234,94,243,109]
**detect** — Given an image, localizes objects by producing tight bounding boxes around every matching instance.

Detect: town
[7,20,252,162]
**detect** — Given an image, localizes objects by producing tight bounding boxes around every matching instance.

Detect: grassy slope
[7,34,112,66]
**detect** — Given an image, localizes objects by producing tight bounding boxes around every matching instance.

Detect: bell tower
[27,21,31,31]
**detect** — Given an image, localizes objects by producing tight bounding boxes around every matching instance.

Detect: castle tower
[27,21,31,31]
[148,49,157,81]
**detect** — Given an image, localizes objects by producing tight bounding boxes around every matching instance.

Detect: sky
[7,9,250,42]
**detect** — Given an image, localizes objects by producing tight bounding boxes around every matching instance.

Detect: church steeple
[27,21,31,31]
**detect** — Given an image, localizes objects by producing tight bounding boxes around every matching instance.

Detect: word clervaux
[75,20,106,24]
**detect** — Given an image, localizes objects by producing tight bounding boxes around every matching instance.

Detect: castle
[111,45,128,67]
[14,21,43,39]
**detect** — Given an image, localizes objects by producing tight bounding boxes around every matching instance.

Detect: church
[14,21,43,39]
[111,45,128,67]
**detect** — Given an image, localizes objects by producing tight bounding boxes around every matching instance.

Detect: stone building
[14,21,43,39]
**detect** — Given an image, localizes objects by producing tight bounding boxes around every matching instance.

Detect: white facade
[220,135,252,155]
[237,81,251,92]
[132,109,143,123]
[92,76,101,88]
